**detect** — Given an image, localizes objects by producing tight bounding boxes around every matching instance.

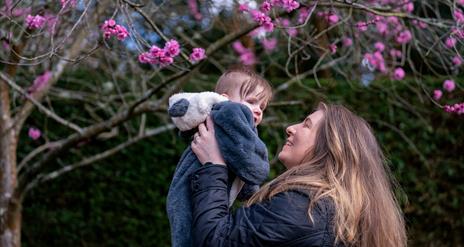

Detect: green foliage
[21,76,463,246]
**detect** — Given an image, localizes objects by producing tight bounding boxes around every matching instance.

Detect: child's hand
[191,116,226,166]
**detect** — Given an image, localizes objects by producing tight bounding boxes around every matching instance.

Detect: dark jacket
[190,164,343,247]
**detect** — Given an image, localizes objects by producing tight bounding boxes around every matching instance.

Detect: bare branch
[22,123,175,195]
[0,72,83,134]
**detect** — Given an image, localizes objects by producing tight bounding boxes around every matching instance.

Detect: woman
[190,102,407,247]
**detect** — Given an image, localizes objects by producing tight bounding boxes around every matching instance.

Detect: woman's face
[278,110,324,169]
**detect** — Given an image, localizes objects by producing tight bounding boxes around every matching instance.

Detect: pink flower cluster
[25,14,46,29]
[250,10,274,32]
[396,30,412,44]
[444,102,464,115]
[28,71,52,94]
[364,52,387,73]
[138,40,180,66]
[28,127,41,140]
[101,19,129,41]
[232,41,256,65]
[240,0,300,33]
[432,79,456,101]
[139,39,205,66]
[189,48,206,62]
[297,7,310,24]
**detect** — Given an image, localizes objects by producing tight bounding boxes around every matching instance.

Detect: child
[166,66,273,247]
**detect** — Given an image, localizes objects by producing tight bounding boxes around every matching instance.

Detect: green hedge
[22,77,463,246]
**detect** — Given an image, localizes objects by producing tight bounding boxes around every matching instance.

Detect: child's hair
[215,65,273,108]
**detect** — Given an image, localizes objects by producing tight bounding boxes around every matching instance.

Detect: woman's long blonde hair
[247,103,407,247]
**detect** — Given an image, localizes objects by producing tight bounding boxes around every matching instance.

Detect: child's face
[224,86,267,126]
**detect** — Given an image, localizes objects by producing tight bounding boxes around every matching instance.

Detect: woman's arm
[190,163,328,247]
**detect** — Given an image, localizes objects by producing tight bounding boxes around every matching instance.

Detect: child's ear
[220,93,230,99]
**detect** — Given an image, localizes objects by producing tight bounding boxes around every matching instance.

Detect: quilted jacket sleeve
[190,164,333,247]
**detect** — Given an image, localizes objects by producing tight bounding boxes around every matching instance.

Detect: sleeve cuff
[190,163,228,194]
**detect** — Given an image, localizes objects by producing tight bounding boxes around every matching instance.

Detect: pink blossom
[329,43,337,54]
[28,71,52,94]
[286,27,297,37]
[454,9,464,24]
[250,10,270,25]
[28,127,41,140]
[279,18,290,27]
[396,30,412,44]
[158,55,174,66]
[60,0,77,8]
[25,14,46,29]
[390,49,402,58]
[260,1,273,13]
[263,21,275,32]
[433,89,443,100]
[376,21,388,35]
[393,67,405,80]
[356,21,368,32]
[0,0,31,17]
[418,21,428,29]
[374,42,385,51]
[238,4,249,12]
[445,37,456,48]
[364,52,387,73]
[250,10,273,32]
[164,39,180,57]
[188,0,202,20]
[189,48,206,62]
[240,52,256,65]
[138,52,154,64]
[150,45,165,57]
[138,43,179,67]
[232,41,255,65]
[412,20,428,29]
[387,16,399,25]
[2,41,9,50]
[327,13,339,25]
[452,27,464,39]
[453,55,463,66]
[343,37,353,47]
[297,7,310,24]
[102,19,129,41]
[443,79,456,92]
[444,102,464,115]
[232,41,247,54]
[281,0,300,12]
[403,2,414,13]
[458,0,464,5]
[262,38,277,52]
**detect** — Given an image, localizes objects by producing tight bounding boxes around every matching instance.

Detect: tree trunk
[0,29,22,247]
[313,16,332,78]
[0,193,22,247]
[0,125,20,247]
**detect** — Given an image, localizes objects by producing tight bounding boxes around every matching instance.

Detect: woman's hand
[191,116,226,166]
